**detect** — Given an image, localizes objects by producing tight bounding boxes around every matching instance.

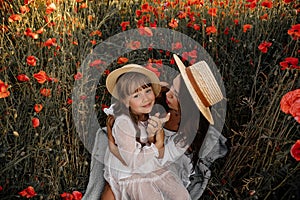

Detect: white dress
[103,114,190,200]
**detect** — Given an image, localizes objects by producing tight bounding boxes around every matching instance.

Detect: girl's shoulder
[115,114,131,121]
[114,114,134,127]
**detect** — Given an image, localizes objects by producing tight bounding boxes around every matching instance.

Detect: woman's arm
[106,115,127,166]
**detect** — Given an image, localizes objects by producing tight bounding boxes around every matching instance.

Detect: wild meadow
[0,0,299,199]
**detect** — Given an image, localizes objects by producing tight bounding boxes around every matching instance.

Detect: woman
[83,55,227,199]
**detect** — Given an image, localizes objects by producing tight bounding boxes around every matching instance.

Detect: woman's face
[126,86,155,115]
[166,75,180,111]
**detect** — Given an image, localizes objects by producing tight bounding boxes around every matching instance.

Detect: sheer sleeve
[113,115,159,170]
[159,132,187,165]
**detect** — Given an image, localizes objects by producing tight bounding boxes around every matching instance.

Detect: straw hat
[173,54,223,124]
[106,64,161,99]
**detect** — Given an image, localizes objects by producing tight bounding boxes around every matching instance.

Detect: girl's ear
[122,98,129,108]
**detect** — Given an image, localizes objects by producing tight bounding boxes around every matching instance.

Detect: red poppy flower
[19,186,37,198]
[168,18,178,28]
[145,63,160,77]
[150,21,157,28]
[33,71,49,84]
[280,89,300,116]
[172,42,183,50]
[120,21,130,31]
[40,88,51,97]
[208,8,217,16]
[74,72,83,80]
[26,56,37,66]
[148,58,163,68]
[245,1,256,9]
[258,41,272,53]
[20,5,30,14]
[89,30,102,37]
[79,3,88,9]
[67,98,73,105]
[261,0,273,8]
[178,11,187,19]
[8,14,22,22]
[117,57,129,64]
[89,59,103,67]
[44,38,57,47]
[287,24,300,40]
[188,50,197,59]
[0,80,10,98]
[24,28,38,39]
[24,0,34,5]
[279,57,299,70]
[103,69,110,75]
[46,3,56,14]
[80,95,87,100]
[233,19,239,25]
[126,40,141,50]
[17,74,30,82]
[260,13,268,20]
[290,140,300,161]
[206,25,217,35]
[243,24,252,32]
[34,104,43,113]
[224,27,230,35]
[193,24,201,31]
[138,27,153,36]
[90,40,96,45]
[60,192,73,200]
[289,99,300,123]
[72,191,82,200]
[36,28,44,34]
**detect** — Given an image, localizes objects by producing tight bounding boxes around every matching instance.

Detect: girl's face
[126,86,155,115]
[166,75,180,111]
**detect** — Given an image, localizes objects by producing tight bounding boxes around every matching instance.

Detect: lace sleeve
[113,116,159,170]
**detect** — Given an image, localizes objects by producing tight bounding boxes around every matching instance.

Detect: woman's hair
[113,72,153,143]
[176,76,210,170]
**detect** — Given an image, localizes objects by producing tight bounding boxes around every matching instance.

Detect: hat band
[186,67,211,107]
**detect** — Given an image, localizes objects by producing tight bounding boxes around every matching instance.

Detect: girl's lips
[143,103,152,108]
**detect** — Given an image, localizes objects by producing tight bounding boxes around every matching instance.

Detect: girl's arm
[113,116,161,170]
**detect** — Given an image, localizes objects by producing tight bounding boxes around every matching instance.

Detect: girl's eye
[146,88,152,93]
[133,94,139,98]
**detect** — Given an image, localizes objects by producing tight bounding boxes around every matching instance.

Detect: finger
[154,112,160,117]
[161,112,171,123]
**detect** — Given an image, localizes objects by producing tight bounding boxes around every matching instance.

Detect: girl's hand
[147,112,170,138]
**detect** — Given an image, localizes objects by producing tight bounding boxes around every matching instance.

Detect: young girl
[103,64,191,200]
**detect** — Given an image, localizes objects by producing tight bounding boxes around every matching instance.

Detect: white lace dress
[103,114,190,200]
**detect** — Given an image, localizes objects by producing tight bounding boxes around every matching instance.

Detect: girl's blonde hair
[113,72,153,144]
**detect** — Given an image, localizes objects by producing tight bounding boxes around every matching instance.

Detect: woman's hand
[147,113,170,158]
[147,112,170,138]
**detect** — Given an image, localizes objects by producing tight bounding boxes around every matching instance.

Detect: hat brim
[106,64,161,99]
[173,54,214,124]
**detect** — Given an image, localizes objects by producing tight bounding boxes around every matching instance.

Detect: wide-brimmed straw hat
[106,64,161,99]
[173,54,223,124]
